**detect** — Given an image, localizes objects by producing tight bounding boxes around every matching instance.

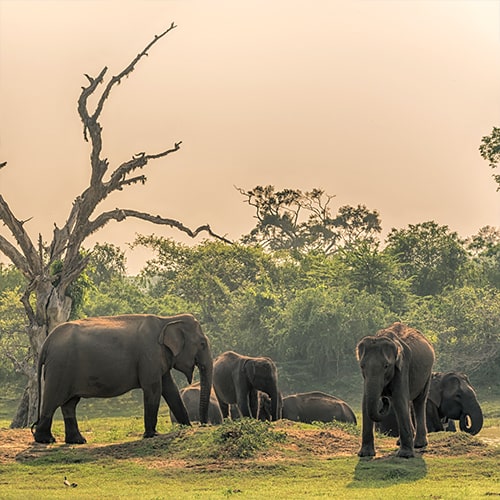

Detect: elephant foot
[33,429,56,444]
[143,430,159,439]
[358,446,376,458]
[414,437,428,449]
[65,434,87,444]
[396,447,415,458]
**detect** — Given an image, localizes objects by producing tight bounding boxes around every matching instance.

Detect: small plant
[212,418,287,459]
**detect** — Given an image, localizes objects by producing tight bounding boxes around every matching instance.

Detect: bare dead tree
[0,24,230,427]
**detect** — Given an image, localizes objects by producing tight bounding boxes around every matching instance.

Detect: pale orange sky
[1,0,499,273]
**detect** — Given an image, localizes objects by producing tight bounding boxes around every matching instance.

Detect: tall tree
[479,126,500,190]
[385,221,468,296]
[238,185,381,254]
[0,25,228,427]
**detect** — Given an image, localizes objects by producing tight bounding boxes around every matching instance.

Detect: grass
[0,388,498,499]
[0,415,498,499]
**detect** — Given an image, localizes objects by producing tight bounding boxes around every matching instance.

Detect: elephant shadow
[348,454,427,489]
[16,429,186,465]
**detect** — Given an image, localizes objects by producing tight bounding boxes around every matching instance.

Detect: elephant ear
[356,337,370,361]
[393,339,404,371]
[428,372,443,407]
[159,320,184,357]
[243,358,257,381]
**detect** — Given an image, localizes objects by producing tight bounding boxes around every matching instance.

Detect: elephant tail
[31,346,46,434]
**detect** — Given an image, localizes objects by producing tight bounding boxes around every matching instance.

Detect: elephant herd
[32,314,483,460]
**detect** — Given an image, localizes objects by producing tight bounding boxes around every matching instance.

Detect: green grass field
[0,391,498,500]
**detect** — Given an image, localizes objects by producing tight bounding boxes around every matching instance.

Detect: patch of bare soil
[0,423,497,469]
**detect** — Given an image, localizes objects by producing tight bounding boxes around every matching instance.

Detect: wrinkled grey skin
[213,351,282,421]
[427,371,483,435]
[282,391,357,425]
[356,322,435,458]
[170,382,223,425]
[377,371,482,436]
[33,314,213,444]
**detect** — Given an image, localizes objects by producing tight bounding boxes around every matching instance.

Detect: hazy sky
[1,0,499,273]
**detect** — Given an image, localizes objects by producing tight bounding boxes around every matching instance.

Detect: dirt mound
[1,424,497,467]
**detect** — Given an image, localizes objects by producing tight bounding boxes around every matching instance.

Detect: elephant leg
[161,372,190,428]
[412,390,429,449]
[393,397,415,458]
[358,395,376,457]
[141,381,162,437]
[249,389,259,419]
[217,398,230,419]
[61,397,86,444]
[33,396,58,444]
[33,413,56,444]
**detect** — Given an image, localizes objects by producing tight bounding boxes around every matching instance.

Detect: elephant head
[356,335,403,422]
[243,357,282,420]
[428,372,483,435]
[159,315,213,424]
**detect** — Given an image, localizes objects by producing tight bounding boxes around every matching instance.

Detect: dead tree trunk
[1,24,231,428]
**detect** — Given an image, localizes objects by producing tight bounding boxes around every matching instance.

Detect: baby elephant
[282,391,357,424]
[170,383,223,425]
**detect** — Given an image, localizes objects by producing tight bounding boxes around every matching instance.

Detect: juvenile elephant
[230,392,273,421]
[213,351,282,421]
[282,391,357,424]
[33,314,213,444]
[170,382,223,425]
[377,371,483,436]
[356,322,435,458]
[427,371,483,435]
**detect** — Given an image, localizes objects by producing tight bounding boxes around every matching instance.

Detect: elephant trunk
[197,353,213,425]
[365,379,390,422]
[459,398,483,435]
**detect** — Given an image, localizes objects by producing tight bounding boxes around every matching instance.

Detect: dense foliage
[1,213,499,399]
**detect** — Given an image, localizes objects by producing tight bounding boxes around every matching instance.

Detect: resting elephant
[282,391,357,424]
[170,382,223,425]
[33,314,213,444]
[377,371,483,436]
[356,322,435,458]
[213,351,282,421]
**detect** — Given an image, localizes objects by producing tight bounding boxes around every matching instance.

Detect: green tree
[466,226,500,289]
[276,286,390,382]
[238,185,381,254]
[385,221,468,296]
[479,126,500,190]
[404,286,500,382]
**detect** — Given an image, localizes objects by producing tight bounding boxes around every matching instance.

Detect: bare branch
[93,23,177,122]
[0,195,39,273]
[0,234,31,277]
[86,208,232,244]
[106,142,182,193]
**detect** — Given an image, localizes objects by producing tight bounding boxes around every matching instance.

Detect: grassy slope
[0,416,498,500]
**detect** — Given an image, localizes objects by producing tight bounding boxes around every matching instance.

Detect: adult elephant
[213,351,282,421]
[356,322,435,458]
[170,382,223,425]
[377,371,483,436]
[282,391,357,424]
[33,314,213,444]
[427,371,483,435]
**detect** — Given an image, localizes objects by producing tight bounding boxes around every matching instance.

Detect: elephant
[356,322,435,458]
[282,391,357,424]
[427,371,483,435]
[230,391,273,421]
[376,371,483,436]
[170,382,223,425]
[213,351,282,421]
[32,314,213,444]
